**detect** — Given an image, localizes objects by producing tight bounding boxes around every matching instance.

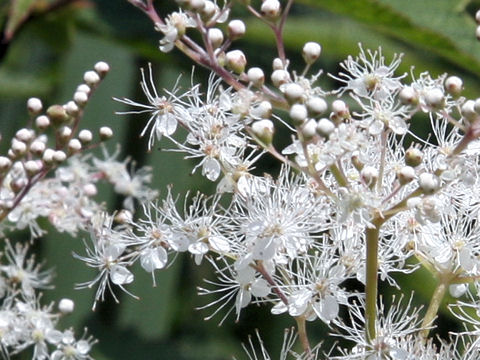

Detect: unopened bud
[272,58,284,70]
[35,115,50,130]
[201,1,216,19]
[252,119,274,145]
[228,20,246,40]
[190,0,206,11]
[405,147,423,167]
[53,150,67,163]
[271,69,290,87]
[83,70,100,86]
[24,160,42,176]
[418,172,439,194]
[0,156,12,172]
[399,86,418,105]
[307,97,328,115]
[444,76,463,97]
[461,100,477,122]
[27,97,43,115]
[16,128,34,143]
[289,104,308,125]
[474,98,480,115]
[283,83,305,102]
[397,166,415,185]
[251,101,272,119]
[301,119,317,139]
[68,139,82,154]
[11,139,27,156]
[42,148,55,164]
[76,84,91,95]
[58,126,72,143]
[316,118,335,138]
[83,183,98,197]
[476,25,480,41]
[361,166,378,188]
[94,61,110,78]
[46,105,68,126]
[225,50,247,74]
[99,126,113,140]
[74,91,89,106]
[261,0,281,18]
[331,99,349,118]
[247,67,265,87]
[115,209,133,224]
[65,101,79,116]
[208,28,224,48]
[78,129,93,143]
[30,140,46,156]
[424,88,444,109]
[58,298,75,314]
[302,42,321,64]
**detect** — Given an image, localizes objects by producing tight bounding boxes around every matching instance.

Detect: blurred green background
[2,0,480,358]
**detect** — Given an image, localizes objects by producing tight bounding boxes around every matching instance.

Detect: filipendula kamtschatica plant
[5,0,480,359]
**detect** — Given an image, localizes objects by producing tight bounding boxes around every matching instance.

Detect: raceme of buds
[302,42,321,64]
[225,50,247,74]
[251,119,274,145]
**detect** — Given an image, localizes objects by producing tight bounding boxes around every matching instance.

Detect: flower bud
[15,128,34,143]
[461,100,477,122]
[397,166,415,185]
[65,101,79,116]
[271,69,290,87]
[27,97,43,115]
[361,166,378,188]
[331,99,349,118]
[302,42,321,64]
[78,129,93,143]
[46,105,68,126]
[190,0,206,11]
[53,150,67,163]
[283,83,304,102]
[449,283,468,298]
[424,88,444,109]
[11,139,27,156]
[289,103,308,125]
[42,148,55,164]
[30,140,46,156]
[0,156,12,172]
[261,0,281,18]
[225,50,247,74]
[76,84,91,95]
[250,101,272,119]
[83,70,101,86]
[99,126,113,140]
[272,58,284,70]
[11,178,27,193]
[68,139,82,154]
[476,25,480,41]
[35,115,50,130]
[58,298,75,314]
[351,152,363,171]
[399,86,418,105]
[405,147,423,167]
[94,61,110,78]
[444,76,463,97]
[24,160,42,176]
[115,209,133,224]
[228,20,246,40]
[301,119,317,139]
[307,97,328,115]
[474,98,480,115]
[252,119,274,145]
[201,1,216,19]
[74,91,89,106]
[208,28,224,48]
[247,67,265,87]
[316,118,335,138]
[58,126,72,143]
[418,172,439,194]
[83,183,98,197]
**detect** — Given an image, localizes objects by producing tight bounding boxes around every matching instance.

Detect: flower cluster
[5,0,480,359]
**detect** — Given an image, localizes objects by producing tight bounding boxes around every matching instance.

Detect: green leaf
[296,0,480,77]
[4,0,37,41]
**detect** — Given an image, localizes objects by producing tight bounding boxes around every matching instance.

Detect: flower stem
[365,222,381,343]
[295,315,312,358]
[419,275,449,340]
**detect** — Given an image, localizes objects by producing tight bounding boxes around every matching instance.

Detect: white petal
[140,247,168,272]
[110,265,134,285]
[251,278,270,297]
[202,157,221,181]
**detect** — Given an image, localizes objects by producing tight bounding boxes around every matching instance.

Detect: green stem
[420,277,449,340]
[295,316,312,358]
[365,222,381,343]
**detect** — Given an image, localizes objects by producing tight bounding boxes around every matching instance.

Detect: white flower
[331,44,405,100]
[155,11,196,52]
